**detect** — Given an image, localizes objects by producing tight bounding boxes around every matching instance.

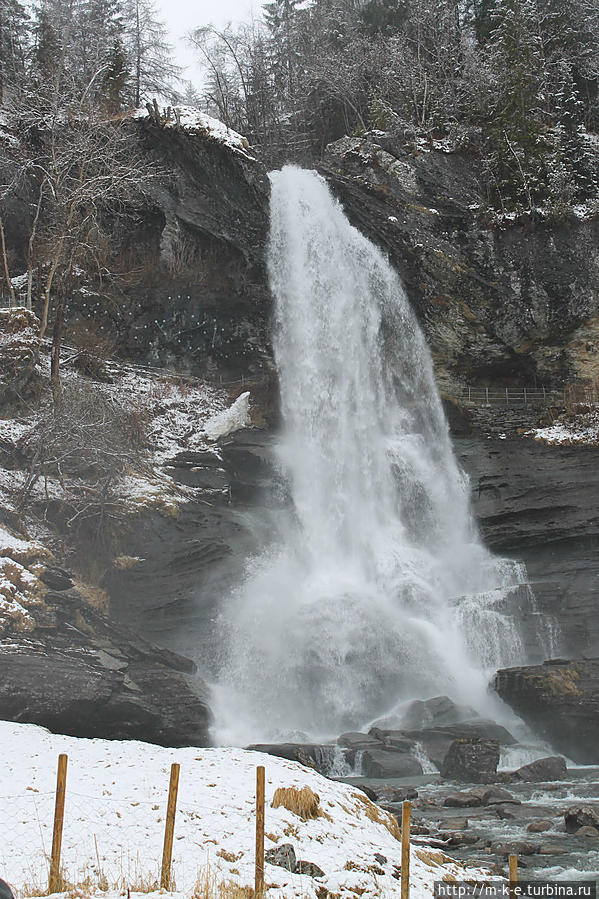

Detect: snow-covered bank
[0,721,490,898]
[528,406,599,446]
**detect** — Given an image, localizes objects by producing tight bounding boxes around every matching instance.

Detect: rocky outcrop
[320,133,599,388]
[493,659,599,764]
[0,583,212,746]
[457,436,599,659]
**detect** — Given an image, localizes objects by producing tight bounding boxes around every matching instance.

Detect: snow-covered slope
[0,721,489,897]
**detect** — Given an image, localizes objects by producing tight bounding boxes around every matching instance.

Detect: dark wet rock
[265,843,296,872]
[494,806,518,820]
[440,818,469,830]
[0,588,211,746]
[482,787,520,805]
[527,819,554,833]
[444,791,484,809]
[440,738,500,782]
[372,785,419,803]
[39,566,74,591]
[369,720,514,771]
[337,732,383,751]
[491,840,540,857]
[374,853,387,865]
[361,748,423,779]
[0,879,14,899]
[539,845,568,856]
[445,832,480,847]
[575,826,599,838]
[493,660,599,764]
[514,756,567,782]
[564,805,599,833]
[378,695,478,731]
[296,860,325,878]
[246,743,326,770]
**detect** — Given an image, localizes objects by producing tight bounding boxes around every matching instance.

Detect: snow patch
[133,106,256,160]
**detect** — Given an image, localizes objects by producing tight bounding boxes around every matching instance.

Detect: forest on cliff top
[0,0,598,218]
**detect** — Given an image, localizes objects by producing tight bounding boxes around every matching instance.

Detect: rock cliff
[320,134,599,389]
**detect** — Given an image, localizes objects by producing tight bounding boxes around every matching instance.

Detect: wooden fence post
[509,853,518,899]
[160,763,180,890]
[401,800,411,899]
[255,766,265,898]
[49,753,68,894]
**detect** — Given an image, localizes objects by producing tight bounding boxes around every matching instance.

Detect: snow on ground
[528,406,599,446]
[133,106,256,160]
[0,721,491,898]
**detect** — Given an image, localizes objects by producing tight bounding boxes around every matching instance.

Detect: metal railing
[450,385,566,408]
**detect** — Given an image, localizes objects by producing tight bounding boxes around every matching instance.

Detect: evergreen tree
[483,0,547,209]
[0,0,29,102]
[549,64,597,206]
[124,0,180,106]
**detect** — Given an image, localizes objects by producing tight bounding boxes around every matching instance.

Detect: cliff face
[107,118,272,378]
[320,135,599,389]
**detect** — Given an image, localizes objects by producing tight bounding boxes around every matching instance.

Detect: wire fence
[0,754,421,899]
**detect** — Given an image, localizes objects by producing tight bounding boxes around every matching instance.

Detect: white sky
[156,0,262,88]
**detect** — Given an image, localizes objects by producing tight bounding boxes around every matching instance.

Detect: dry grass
[193,865,254,898]
[351,793,401,842]
[272,785,322,821]
[75,579,110,613]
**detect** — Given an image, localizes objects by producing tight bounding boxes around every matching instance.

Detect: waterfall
[213,166,551,745]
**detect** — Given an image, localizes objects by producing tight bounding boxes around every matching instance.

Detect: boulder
[371,785,419,803]
[444,790,484,809]
[440,738,500,782]
[265,844,296,872]
[493,660,599,764]
[369,720,514,770]
[565,806,599,833]
[246,743,325,771]
[576,826,599,838]
[337,732,383,751]
[491,841,539,857]
[296,861,325,878]
[361,749,423,779]
[514,756,567,782]
[379,696,478,731]
[0,588,212,746]
[482,787,520,805]
[527,820,554,833]
[264,844,325,878]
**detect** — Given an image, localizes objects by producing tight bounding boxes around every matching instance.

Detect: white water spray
[214,167,551,745]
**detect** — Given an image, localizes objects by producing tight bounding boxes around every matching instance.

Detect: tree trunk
[51,295,65,413]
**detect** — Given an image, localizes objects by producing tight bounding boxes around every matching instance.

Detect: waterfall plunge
[214,167,547,745]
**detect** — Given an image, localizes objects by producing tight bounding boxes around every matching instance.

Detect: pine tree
[549,64,598,207]
[101,34,129,111]
[484,0,547,209]
[124,0,180,107]
[0,0,29,103]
